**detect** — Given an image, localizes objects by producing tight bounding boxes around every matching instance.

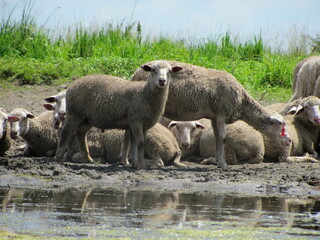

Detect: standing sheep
[44,101,183,168]
[0,108,12,156]
[8,108,58,157]
[289,56,320,102]
[54,61,182,170]
[131,60,285,170]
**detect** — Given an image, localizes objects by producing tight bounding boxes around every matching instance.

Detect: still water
[0,187,319,239]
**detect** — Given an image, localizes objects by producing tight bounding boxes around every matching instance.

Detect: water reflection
[0,187,319,238]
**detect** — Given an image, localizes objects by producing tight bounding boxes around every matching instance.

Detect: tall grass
[0,7,314,94]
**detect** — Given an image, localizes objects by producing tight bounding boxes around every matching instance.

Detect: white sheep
[44,89,67,129]
[45,101,182,168]
[8,108,58,157]
[289,56,320,102]
[264,96,320,163]
[169,119,265,165]
[0,108,12,156]
[54,61,182,169]
[168,119,214,162]
[131,60,285,170]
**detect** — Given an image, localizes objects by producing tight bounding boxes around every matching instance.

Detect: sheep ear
[43,103,55,111]
[168,121,177,129]
[172,66,182,73]
[141,65,152,72]
[195,121,205,129]
[293,105,304,115]
[288,106,297,115]
[26,113,35,119]
[8,116,20,123]
[44,96,56,103]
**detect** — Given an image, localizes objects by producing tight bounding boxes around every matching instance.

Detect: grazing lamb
[0,108,12,156]
[264,96,320,162]
[54,61,182,169]
[131,60,285,170]
[8,108,58,157]
[290,56,320,102]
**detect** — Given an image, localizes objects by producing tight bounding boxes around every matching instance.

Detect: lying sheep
[290,56,320,102]
[169,120,264,165]
[0,108,12,156]
[168,119,213,162]
[131,60,285,170]
[8,108,58,157]
[264,96,320,162]
[54,61,182,169]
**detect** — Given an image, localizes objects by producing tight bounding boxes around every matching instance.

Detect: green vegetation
[0,6,319,102]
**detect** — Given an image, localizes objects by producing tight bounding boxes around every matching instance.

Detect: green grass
[0,6,318,103]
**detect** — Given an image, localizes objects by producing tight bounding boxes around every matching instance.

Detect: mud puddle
[0,187,320,239]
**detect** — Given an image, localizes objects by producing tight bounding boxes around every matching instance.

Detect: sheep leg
[130,123,145,170]
[120,130,131,166]
[55,117,78,163]
[213,116,228,170]
[76,125,93,164]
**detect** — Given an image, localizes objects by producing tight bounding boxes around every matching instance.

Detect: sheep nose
[159,79,166,86]
[181,142,190,149]
[315,118,320,124]
[59,112,66,121]
[11,131,18,139]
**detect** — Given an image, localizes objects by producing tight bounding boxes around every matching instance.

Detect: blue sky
[1,0,319,51]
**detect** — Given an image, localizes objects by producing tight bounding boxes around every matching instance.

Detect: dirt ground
[1,85,320,197]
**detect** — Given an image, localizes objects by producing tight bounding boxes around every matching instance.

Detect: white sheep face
[290,97,320,125]
[168,121,205,150]
[45,90,67,123]
[0,110,8,138]
[141,61,182,89]
[8,109,35,139]
[43,103,61,129]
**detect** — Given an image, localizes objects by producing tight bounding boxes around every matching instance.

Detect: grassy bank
[0,9,316,102]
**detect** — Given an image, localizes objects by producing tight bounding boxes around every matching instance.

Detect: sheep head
[8,108,35,139]
[0,109,8,139]
[168,120,205,150]
[289,96,320,125]
[141,60,182,89]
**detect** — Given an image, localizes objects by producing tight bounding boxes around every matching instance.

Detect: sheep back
[67,75,167,131]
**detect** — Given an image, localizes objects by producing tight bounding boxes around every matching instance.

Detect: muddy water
[0,187,320,239]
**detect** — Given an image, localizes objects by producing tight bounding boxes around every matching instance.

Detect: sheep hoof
[200,157,217,165]
[55,156,64,164]
[217,161,229,171]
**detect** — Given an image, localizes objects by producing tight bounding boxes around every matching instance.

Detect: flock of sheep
[1,56,320,171]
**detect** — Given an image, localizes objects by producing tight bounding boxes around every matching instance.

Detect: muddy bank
[1,143,320,197]
[1,85,320,197]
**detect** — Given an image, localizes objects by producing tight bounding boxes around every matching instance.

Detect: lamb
[54,60,182,170]
[131,60,285,170]
[8,108,58,157]
[169,120,264,165]
[0,108,12,156]
[289,56,320,102]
